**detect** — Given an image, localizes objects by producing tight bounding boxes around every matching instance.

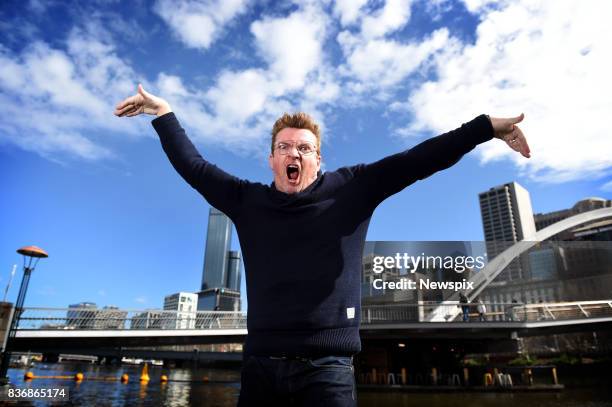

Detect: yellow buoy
[121,373,129,383]
[160,375,168,383]
[24,371,34,380]
[140,363,150,383]
[74,373,84,381]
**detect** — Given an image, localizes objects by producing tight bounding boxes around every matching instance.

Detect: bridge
[9,300,612,357]
[428,207,612,321]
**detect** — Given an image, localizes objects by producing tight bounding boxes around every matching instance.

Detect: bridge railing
[361,300,612,324]
[15,308,248,331]
[519,300,612,321]
[14,300,612,330]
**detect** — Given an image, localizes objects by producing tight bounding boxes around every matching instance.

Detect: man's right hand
[114,84,172,118]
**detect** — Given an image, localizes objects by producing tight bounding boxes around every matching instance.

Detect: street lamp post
[0,245,48,385]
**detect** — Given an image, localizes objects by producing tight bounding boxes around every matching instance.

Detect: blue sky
[1,0,610,311]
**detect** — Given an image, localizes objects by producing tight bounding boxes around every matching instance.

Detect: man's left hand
[489,113,531,158]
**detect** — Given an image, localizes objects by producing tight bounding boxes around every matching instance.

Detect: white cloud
[423,0,454,21]
[0,23,147,161]
[403,0,612,183]
[339,28,450,89]
[462,0,507,13]
[205,69,269,122]
[154,0,249,50]
[333,0,368,26]
[151,72,277,158]
[335,0,453,100]
[251,5,328,92]
[360,0,413,39]
[160,3,338,155]
[134,296,148,304]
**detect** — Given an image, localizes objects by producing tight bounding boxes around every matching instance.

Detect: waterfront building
[66,302,98,329]
[130,310,164,329]
[534,197,612,240]
[163,292,197,329]
[197,287,241,312]
[479,182,536,281]
[93,306,127,330]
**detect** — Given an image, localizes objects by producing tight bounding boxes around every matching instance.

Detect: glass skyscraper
[201,207,232,290]
[198,207,242,311]
[227,250,241,291]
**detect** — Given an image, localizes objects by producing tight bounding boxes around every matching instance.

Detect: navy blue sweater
[152,113,494,357]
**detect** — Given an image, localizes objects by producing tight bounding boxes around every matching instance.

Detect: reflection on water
[8,362,241,406]
[6,362,612,406]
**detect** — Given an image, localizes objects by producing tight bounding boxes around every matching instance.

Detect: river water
[4,362,612,406]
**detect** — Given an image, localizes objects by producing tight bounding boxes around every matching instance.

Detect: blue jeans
[462,306,470,321]
[238,355,356,406]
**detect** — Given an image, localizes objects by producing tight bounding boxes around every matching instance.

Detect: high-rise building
[163,292,198,329]
[201,207,233,290]
[198,207,242,310]
[479,182,537,281]
[226,251,241,291]
[197,288,241,312]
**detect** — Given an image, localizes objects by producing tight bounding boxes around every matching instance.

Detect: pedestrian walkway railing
[13,300,612,331]
[360,300,612,324]
[519,300,612,321]
[15,308,248,331]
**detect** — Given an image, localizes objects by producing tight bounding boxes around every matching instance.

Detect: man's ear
[268,154,274,170]
[316,153,321,171]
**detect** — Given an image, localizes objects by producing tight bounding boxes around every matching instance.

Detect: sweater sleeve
[151,112,244,219]
[359,114,494,206]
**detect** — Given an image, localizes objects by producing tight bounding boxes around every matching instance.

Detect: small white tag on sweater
[346,307,355,319]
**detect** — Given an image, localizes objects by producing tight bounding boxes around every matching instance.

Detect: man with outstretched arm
[114,84,530,406]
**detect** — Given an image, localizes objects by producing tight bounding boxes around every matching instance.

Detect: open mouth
[286,164,300,183]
